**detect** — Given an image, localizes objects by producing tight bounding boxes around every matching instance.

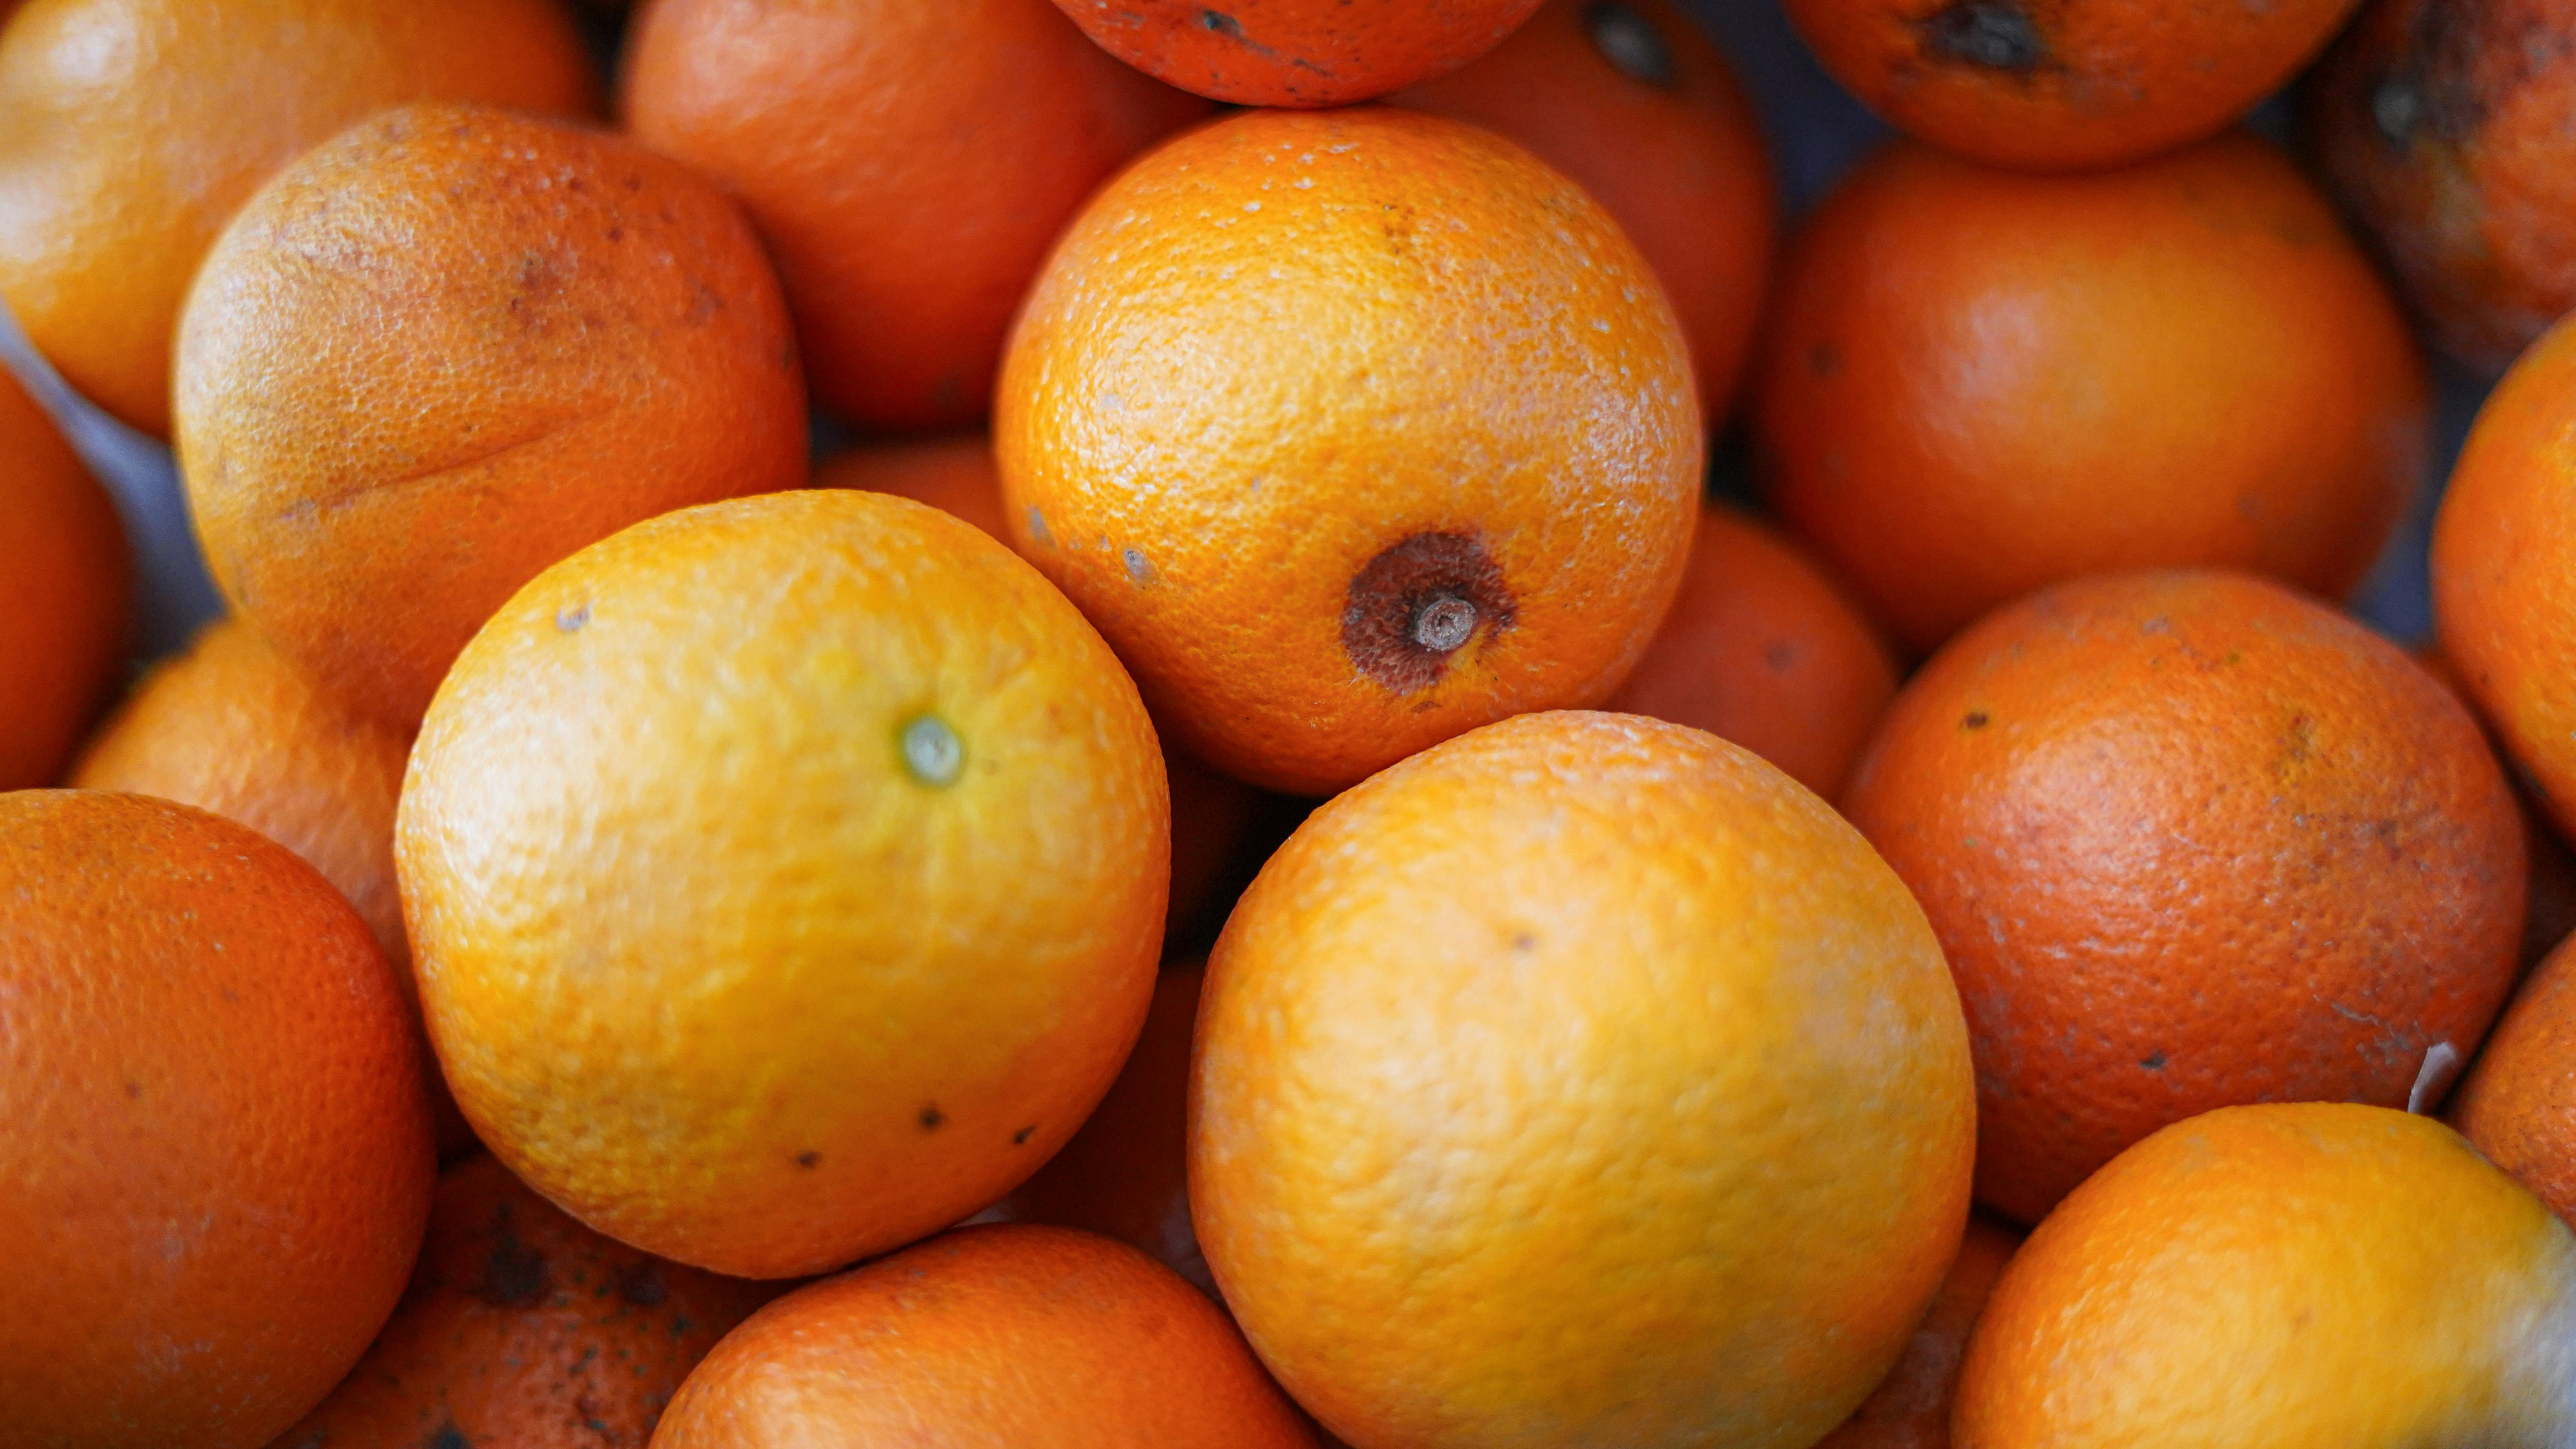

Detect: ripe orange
[2434,312,2576,847]
[816,436,1255,943]
[624,0,1208,431]
[1757,134,2427,654]
[2306,0,2576,374]
[67,616,488,1160]
[1842,570,2525,1225]
[2417,641,2576,971]
[1783,0,2361,171]
[399,489,1168,1279]
[1953,1103,2576,1446]
[653,1225,1318,1446]
[1605,504,1897,799]
[271,1154,775,1448]
[984,964,1208,1291]
[0,361,126,789]
[0,790,433,1448]
[0,0,595,436]
[998,106,1702,795]
[1394,0,1775,416]
[176,102,808,731]
[2454,934,2576,1226]
[1051,0,1545,106]
[1194,710,1975,1448]
[1813,1213,2020,1449]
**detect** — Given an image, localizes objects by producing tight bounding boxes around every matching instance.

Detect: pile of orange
[6,0,2576,1444]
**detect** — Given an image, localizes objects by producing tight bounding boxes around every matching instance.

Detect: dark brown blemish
[427,1421,473,1449]
[795,1150,821,1169]
[1962,711,1990,730]
[1342,532,1516,694]
[2140,1051,2168,1070]
[123,1080,142,1100]
[1808,342,1841,378]
[476,1206,550,1308]
[616,1261,668,1307]
[1012,1125,1037,1145]
[920,1104,946,1130]
[1200,8,1241,36]
[1764,642,1798,673]
[1584,2,1677,88]
[1919,0,2046,71]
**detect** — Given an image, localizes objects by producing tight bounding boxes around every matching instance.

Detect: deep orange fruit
[652,1225,1320,1446]
[1758,134,2427,654]
[1051,0,1545,106]
[1814,1213,2020,1449]
[1954,1103,2576,1446]
[0,790,433,1448]
[2434,312,2576,848]
[1394,0,1775,416]
[984,964,1208,1291]
[1195,710,1975,1448]
[176,102,807,731]
[2306,0,2576,374]
[1843,570,2525,1224]
[270,1155,775,1448]
[2454,934,2576,1226]
[399,490,1167,1279]
[1606,504,1897,799]
[0,0,595,436]
[624,0,1208,431]
[1783,0,2363,171]
[998,106,1702,795]
[0,362,126,789]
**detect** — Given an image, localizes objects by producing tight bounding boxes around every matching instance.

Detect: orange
[816,436,1255,943]
[984,964,1208,1291]
[2434,312,2576,848]
[399,489,1167,1279]
[0,0,595,436]
[1783,0,2361,172]
[175,102,808,731]
[2417,641,2576,971]
[1813,1214,2020,1449]
[2454,934,2576,1226]
[1756,134,2427,655]
[653,1224,1318,1446]
[0,361,125,789]
[1051,0,1545,106]
[1194,710,1975,1448]
[0,790,433,1448]
[2306,0,2576,374]
[1842,570,2525,1225]
[1953,1103,2576,1447]
[270,1154,775,1448]
[1394,0,1776,417]
[67,615,488,1160]
[998,107,1702,795]
[1606,503,1897,799]
[625,0,1207,431]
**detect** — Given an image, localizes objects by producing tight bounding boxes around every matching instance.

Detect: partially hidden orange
[1954,1103,2576,1447]
[0,0,596,435]
[1050,0,1546,106]
[270,1154,775,1449]
[624,0,1208,430]
[651,1225,1319,1446]
[176,102,807,731]
[0,790,433,1449]
[1843,570,2525,1224]
[1194,710,1975,1448]
[1396,0,1775,417]
[0,361,125,789]
[399,489,1167,1279]
[1758,134,2427,654]
[2454,932,2576,1227]
[999,106,1702,795]
[1607,503,1897,799]
[1814,1213,2021,1449]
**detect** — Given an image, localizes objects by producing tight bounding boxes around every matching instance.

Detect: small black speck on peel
[920,1104,946,1130]
[1962,711,1990,730]
[474,1206,551,1308]
[2140,1051,2168,1070]
[795,1150,820,1169]
[1013,1125,1037,1145]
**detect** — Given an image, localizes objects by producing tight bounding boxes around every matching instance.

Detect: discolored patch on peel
[476,1205,550,1307]
[1343,532,1517,694]
[427,1421,472,1449]
[1585,2,1678,88]
[616,1261,669,1307]
[1918,0,2047,71]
